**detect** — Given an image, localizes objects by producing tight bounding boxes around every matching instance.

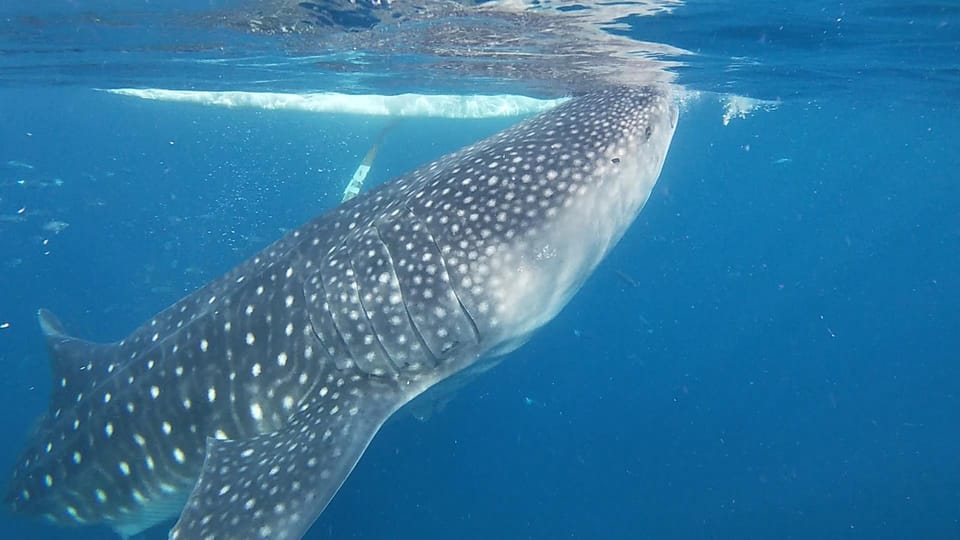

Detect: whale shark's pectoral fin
[170,383,403,540]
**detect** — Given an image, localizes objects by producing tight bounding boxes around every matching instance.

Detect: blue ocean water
[1,1,958,539]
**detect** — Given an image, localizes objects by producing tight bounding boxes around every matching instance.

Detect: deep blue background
[1,0,959,535]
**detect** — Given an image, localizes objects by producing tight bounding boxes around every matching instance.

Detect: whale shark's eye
[644,125,654,140]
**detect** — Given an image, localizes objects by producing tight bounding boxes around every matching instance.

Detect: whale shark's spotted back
[6,86,677,540]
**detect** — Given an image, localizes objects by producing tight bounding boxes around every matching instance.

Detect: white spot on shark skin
[250,403,263,421]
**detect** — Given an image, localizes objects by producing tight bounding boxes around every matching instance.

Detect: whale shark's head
[401,86,678,358]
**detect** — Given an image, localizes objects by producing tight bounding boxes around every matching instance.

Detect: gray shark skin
[5,86,677,540]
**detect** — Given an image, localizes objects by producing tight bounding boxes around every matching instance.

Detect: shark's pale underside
[5,86,678,539]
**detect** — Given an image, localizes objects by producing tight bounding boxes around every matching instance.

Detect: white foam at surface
[666,89,780,125]
[104,88,566,118]
[720,94,781,125]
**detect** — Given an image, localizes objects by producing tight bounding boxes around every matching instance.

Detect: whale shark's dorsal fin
[37,308,121,415]
[37,308,66,340]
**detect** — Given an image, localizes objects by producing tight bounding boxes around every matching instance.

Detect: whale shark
[5,85,678,540]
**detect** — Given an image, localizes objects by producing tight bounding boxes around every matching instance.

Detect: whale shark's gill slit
[305,299,341,365]
[308,262,356,369]
[372,221,439,368]
[416,214,482,346]
[401,203,482,349]
[449,286,481,346]
[347,257,400,375]
[220,343,254,441]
